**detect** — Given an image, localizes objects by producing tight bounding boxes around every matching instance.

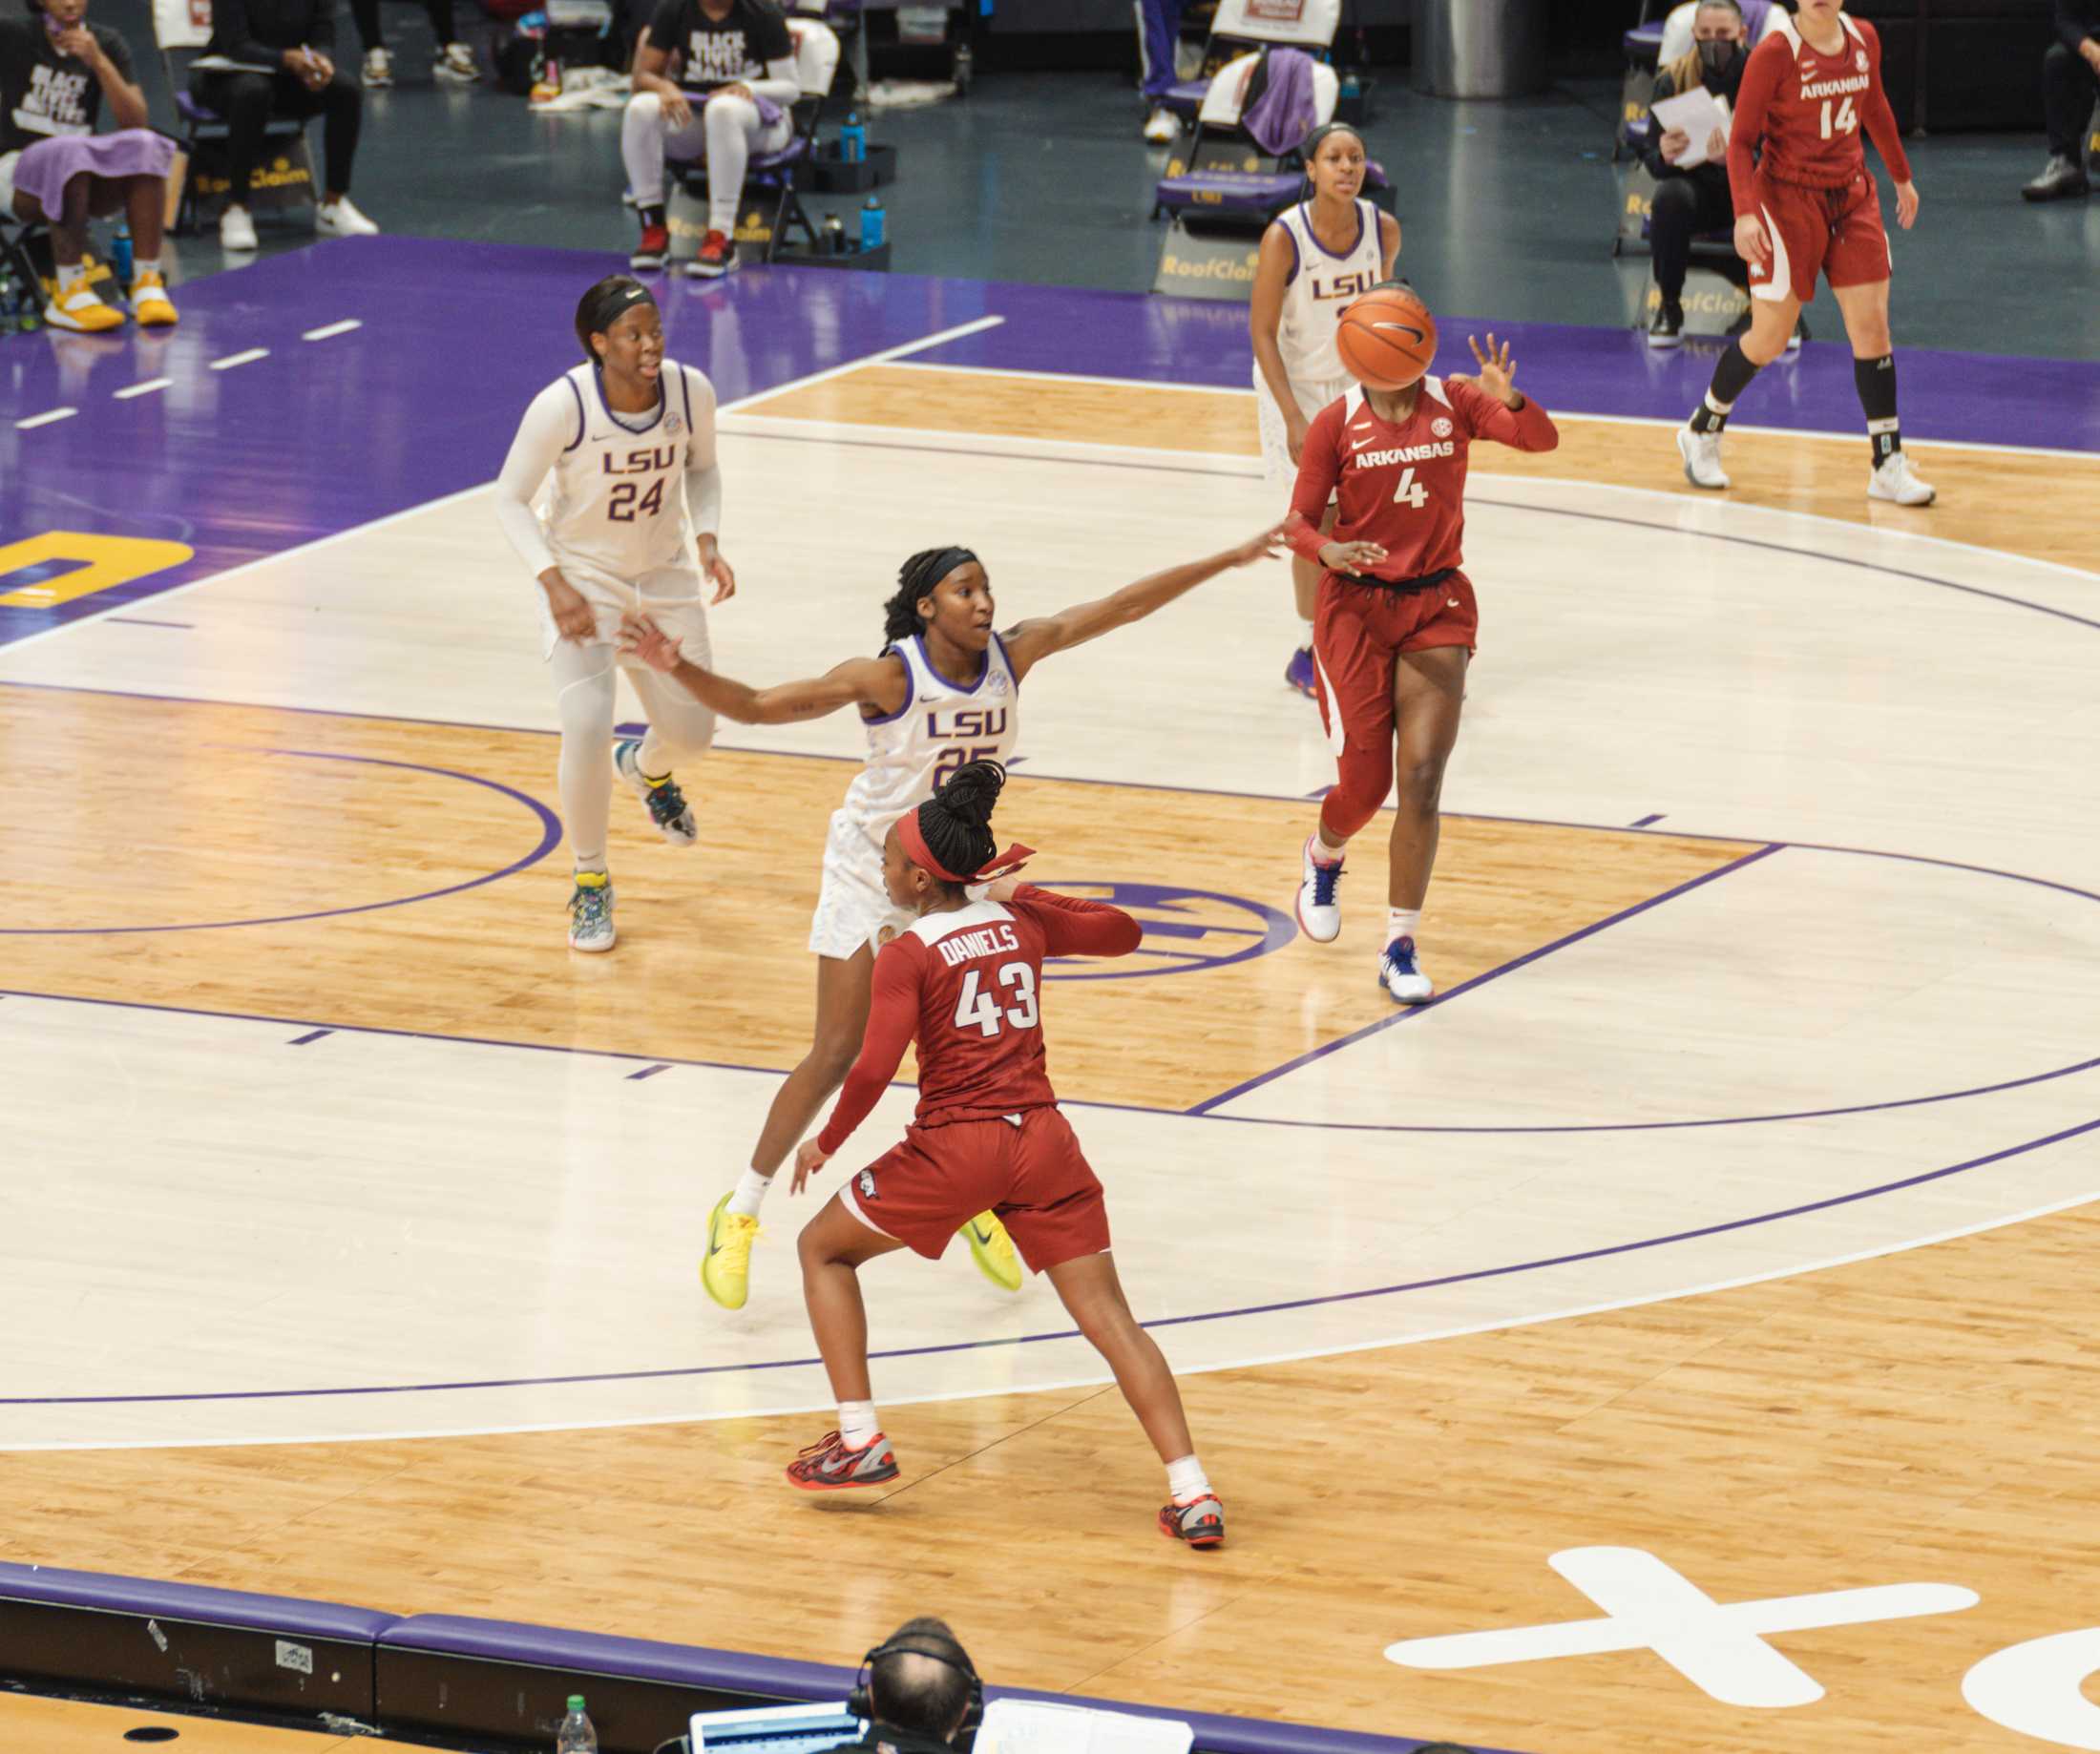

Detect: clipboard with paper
[1649,86,1732,169]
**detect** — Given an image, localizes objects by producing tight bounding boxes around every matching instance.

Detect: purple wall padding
[378,1613,1524,1754]
[0,1561,398,1641]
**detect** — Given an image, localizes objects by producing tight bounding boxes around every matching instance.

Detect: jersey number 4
[1818,94,1858,139]
[954,963,1040,1037]
[608,480,665,522]
[1391,466,1429,510]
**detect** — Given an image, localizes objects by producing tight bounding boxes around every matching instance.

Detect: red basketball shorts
[1312,570,1479,752]
[1747,171,1891,304]
[838,1106,1110,1274]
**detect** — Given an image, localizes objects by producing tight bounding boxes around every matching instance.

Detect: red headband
[897,811,1034,886]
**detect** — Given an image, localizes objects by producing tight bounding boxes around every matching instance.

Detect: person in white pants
[623,0,798,279]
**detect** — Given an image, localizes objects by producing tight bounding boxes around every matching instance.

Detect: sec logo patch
[1432,417,1453,439]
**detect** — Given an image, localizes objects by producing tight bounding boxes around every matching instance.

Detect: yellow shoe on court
[702,1192,760,1309]
[132,270,178,327]
[43,284,123,334]
[958,1211,1022,1293]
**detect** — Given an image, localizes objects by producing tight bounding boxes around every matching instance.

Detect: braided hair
[913,759,1005,887]
[880,546,979,652]
[574,275,657,365]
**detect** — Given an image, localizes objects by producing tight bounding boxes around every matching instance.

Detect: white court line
[884,356,2100,466]
[208,348,269,371]
[14,407,76,429]
[0,314,1004,657]
[114,378,174,401]
[302,319,362,341]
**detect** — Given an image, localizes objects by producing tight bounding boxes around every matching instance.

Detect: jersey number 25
[954,963,1040,1037]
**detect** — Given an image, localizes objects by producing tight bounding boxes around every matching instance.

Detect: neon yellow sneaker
[701,1192,760,1309]
[958,1211,1021,1293]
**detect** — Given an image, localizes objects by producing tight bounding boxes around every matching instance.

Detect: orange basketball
[1334,286,1438,390]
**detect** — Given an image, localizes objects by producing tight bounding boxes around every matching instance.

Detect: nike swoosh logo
[968,1222,993,1242]
[1371,322,1428,342]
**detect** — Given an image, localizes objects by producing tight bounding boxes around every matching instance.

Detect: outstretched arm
[998,524,1287,681]
[796,944,923,1185]
[1443,335,1559,452]
[619,616,909,722]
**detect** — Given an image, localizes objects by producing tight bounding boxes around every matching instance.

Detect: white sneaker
[1143,105,1178,144]
[1867,450,1936,506]
[318,197,381,237]
[219,204,259,251]
[362,45,393,86]
[433,41,478,83]
[1676,423,1730,491]
[568,873,615,951]
[1378,936,1434,1005]
[1294,835,1344,945]
[615,738,699,847]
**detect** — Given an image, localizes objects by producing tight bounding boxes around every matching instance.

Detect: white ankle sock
[1387,908,1421,944]
[1298,618,1315,647]
[1310,831,1345,866]
[839,1401,880,1448]
[133,258,160,281]
[574,856,607,878]
[56,262,85,293]
[1166,1454,1210,1502]
[726,1166,771,1219]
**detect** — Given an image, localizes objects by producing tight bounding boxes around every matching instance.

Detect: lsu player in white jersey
[1249,123,1400,700]
[619,525,1285,1310]
[494,276,737,953]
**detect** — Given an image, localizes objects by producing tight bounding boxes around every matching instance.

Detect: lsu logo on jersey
[602,445,677,475]
[1310,267,1379,304]
[927,707,1008,740]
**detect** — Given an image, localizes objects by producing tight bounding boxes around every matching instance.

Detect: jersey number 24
[609,480,665,521]
[954,963,1040,1037]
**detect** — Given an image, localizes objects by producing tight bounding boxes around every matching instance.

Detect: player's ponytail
[574,275,657,365]
[878,546,980,652]
[914,759,1005,888]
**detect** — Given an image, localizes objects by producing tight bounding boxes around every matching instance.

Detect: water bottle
[555,1695,597,1754]
[839,110,865,163]
[113,220,134,291]
[859,194,884,252]
[822,211,845,254]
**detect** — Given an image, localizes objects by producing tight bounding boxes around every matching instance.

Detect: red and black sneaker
[630,222,669,271]
[1159,1493,1225,1548]
[687,228,738,279]
[786,1430,899,1492]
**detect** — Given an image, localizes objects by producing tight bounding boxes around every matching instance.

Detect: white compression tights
[547,641,717,868]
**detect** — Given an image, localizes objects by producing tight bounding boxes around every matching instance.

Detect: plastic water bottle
[840,110,865,163]
[113,220,134,290]
[859,194,884,252]
[822,211,845,254]
[555,1696,597,1754]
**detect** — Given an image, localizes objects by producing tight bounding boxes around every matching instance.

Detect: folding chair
[0,208,47,298]
[664,16,840,264]
[1158,0,1341,123]
[152,0,313,234]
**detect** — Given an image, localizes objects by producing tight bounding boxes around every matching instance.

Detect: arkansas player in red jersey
[1677,0,1936,507]
[783,761,1225,1549]
[1284,317,1557,1005]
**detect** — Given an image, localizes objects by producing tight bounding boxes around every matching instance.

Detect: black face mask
[1698,38,1744,78]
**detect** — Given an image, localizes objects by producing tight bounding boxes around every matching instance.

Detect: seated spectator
[347,0,476,88]
[195,0,379,251]
[2024,0,2098,199]
[1642,0,1747,348]
[828,1618,979,1754]
[1138,0,1181,143]
[622,0,796,281]
[0,0,178,330]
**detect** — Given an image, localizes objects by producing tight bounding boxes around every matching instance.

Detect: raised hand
[1466,333,1520,407]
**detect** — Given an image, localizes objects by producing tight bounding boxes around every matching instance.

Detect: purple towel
[10,130,176,222]
[1740,0,1774,40]
[681,88,787,130]
[1242,47,1319,157]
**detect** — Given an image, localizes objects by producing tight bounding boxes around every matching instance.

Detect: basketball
[1334,286,1438,390]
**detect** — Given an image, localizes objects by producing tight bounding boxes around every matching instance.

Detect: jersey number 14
[954,963,1040,1037]
[1818,94,1858,139]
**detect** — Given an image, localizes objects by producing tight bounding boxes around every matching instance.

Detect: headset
[847,1635,985,1741]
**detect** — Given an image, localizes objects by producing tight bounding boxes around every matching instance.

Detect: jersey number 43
[954,963,1040,1037]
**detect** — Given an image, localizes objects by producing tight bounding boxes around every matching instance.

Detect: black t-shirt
[0,16,134,155]
[643,0,790,91]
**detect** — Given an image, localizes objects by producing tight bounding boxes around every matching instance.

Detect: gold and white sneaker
[43,284,123,333]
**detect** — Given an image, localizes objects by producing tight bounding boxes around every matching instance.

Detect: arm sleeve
[1858,24,1912,183]
[748,52,800,104]
[1727,36,1784,213]
[816,943,922,1156]
[494,384,577,579]
[1014,887,1144,960]
[1285,403,1344,561]
[681,366,721,535]
[1456,379,1559,453]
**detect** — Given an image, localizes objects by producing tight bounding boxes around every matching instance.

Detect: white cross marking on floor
[1385,1547,1980,1708]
